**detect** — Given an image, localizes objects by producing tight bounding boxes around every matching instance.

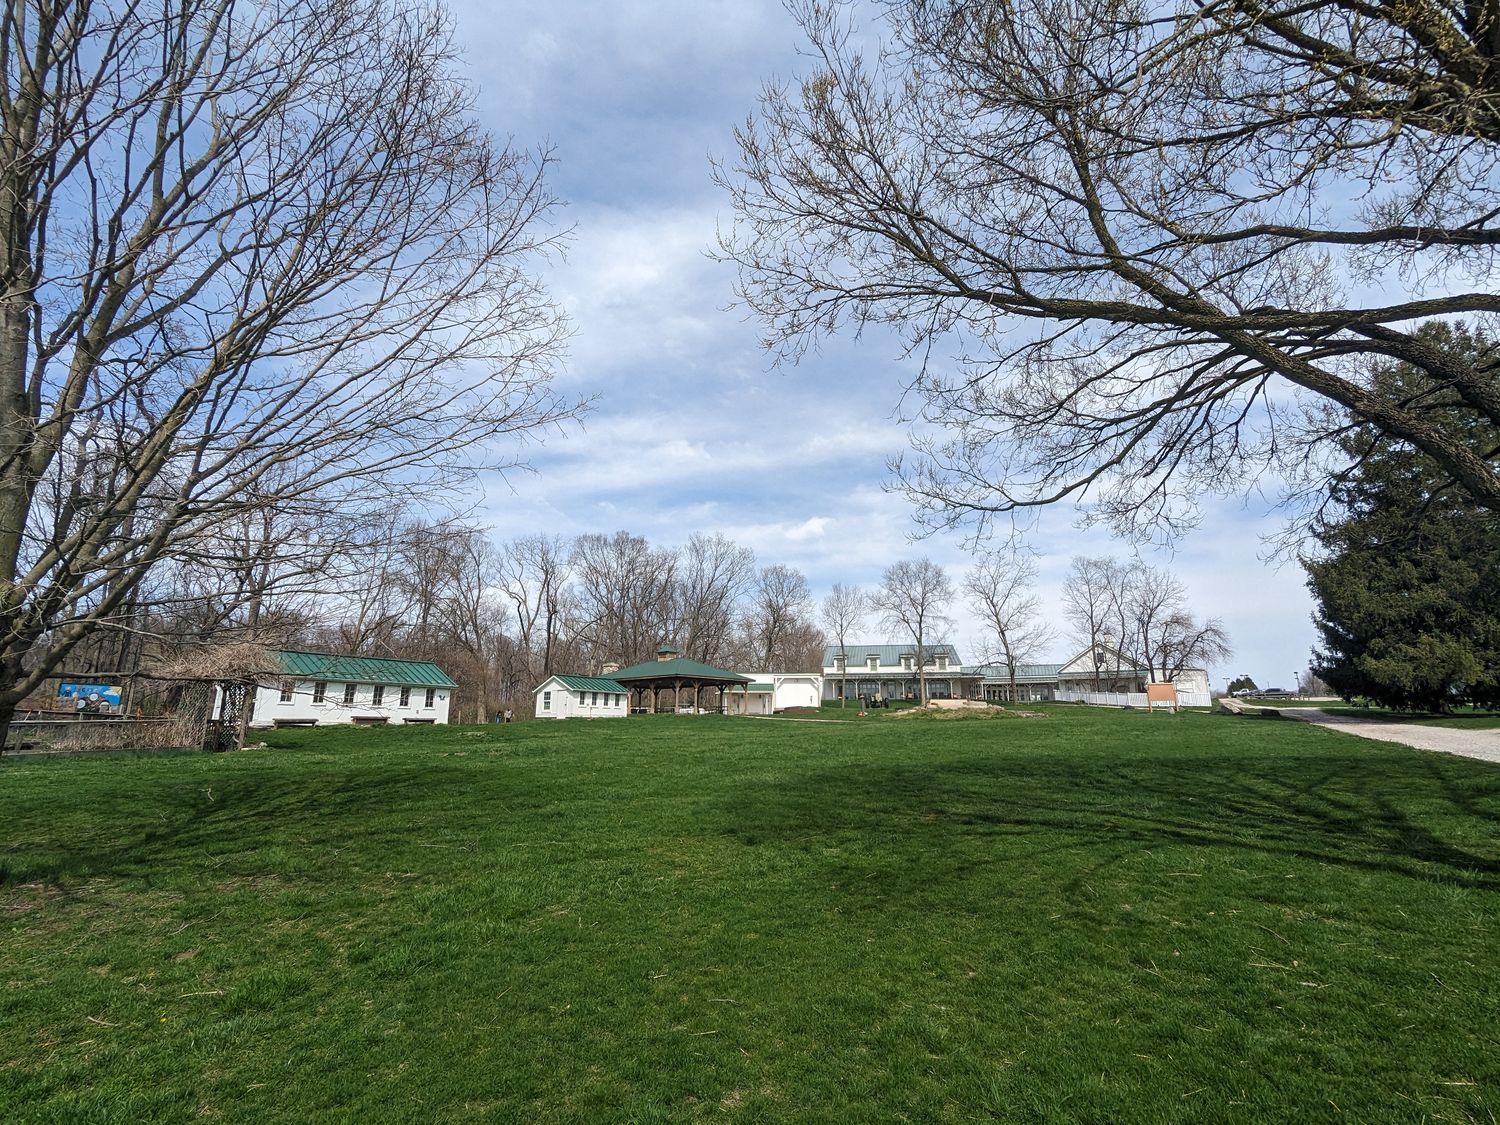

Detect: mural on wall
[58,682,124,714]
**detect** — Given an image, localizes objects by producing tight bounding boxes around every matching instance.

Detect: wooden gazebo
[610,647,751,714]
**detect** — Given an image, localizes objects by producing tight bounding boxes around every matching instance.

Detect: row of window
[833,655,951,672]
[541,690,624,711]
[279,681,436,709]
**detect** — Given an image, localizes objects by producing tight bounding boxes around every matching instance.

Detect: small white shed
[534,675,630,720]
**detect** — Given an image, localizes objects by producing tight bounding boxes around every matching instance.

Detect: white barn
[250,650,455,727]
[533,675,630,720]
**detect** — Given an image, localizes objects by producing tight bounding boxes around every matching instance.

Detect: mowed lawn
[2,709,1498,1123]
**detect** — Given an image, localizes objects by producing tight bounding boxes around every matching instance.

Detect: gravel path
[1287,708,1500,764]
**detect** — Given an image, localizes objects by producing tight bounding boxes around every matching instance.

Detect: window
[342,683,356,706]
[312,682,327,703]
[591,691,598,706]
[834,655,846,672]
[424,687,435,708]
[372,685,385,706]
[400,686,411,707]
[543,690,552,711]
[902,655,913,671]
[278,680,294,703]
[867,655,879,671]
[937,655,948,671]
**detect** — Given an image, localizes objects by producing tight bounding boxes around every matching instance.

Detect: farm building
[533,675,630,720]
[721,673,824,715]
[249,650,455,728]
[539,648,823,716]
[823,643,1212,705]
[821,644,978,702]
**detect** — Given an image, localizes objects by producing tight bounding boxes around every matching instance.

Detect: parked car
[1231,688,1256,697]
[1259,687,1292,697]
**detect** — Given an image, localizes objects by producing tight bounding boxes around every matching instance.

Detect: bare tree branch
[717,0,1500,543]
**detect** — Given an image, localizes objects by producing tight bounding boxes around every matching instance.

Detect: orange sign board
[1145,683,1178,714]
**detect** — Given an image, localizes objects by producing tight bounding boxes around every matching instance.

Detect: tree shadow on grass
[712,747,1500,895]
[1,762,517,888]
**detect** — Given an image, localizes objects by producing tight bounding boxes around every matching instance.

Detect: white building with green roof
[250,650,456,727]
[533,675,630,720]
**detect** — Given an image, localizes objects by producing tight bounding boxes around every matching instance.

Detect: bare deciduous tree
[873,558,952,703]
[1150,611,1233,685]
[1066,555,1230,685]
[498,534,574,682]
[570,532,677,669]
[820,582,864,706]
[718,0,1500,543]
[0,0,581,739]
[674,533,756,666]
[1120,564,1187,681]
[964,549,1053,703]
[744,563,814,669]
[1061,556,1121,690]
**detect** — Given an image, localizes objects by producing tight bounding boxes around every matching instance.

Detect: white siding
[724,674,824,713]
[250,679,452,727]
[533,678,628,720]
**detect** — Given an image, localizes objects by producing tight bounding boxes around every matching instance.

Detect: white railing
[1056,689,1213,709]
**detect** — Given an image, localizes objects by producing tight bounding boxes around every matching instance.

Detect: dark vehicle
[862,695,889,709]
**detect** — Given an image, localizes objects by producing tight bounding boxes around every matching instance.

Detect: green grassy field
[3,708,1498,1122]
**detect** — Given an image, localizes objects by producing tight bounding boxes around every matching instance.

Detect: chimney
[601,662,620,676]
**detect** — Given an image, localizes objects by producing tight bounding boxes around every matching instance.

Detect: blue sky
[449,0,1318,691]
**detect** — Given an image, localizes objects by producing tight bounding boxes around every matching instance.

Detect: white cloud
[442,0,1319,690]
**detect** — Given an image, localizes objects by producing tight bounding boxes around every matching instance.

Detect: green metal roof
[272,650,457,688]
[609,657,751,684]
[968,663,1065,683]
[823,643,964,667]
[551,675,628,693]
[743,682,775,692]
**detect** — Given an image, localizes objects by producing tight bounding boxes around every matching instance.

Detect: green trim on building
[272,650,457,688]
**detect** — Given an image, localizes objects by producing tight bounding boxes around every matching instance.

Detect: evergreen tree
[1305,325,1500,711]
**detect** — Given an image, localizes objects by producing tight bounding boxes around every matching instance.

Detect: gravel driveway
[1287,708,1500,764]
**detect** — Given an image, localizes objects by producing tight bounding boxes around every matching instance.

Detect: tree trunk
[0,694,19,756]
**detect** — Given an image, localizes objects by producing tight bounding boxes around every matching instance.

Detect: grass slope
[2,708,1498,1123]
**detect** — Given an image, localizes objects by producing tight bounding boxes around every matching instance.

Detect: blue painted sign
[58,682,123,711]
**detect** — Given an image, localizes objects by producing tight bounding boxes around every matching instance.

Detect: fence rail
[1056,689,1213,709]
[3,717,208,755]
[4,674,221,755]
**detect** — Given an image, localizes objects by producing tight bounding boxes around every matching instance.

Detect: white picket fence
[1056,689,1214,709]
